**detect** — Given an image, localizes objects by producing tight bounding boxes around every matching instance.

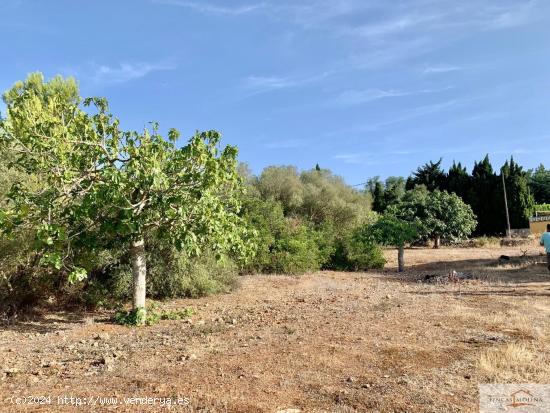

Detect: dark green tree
[367,176,405,213]
[406,158,446,191]
[447,161,470,199]
[528,164,550,204]
[383,176,406,208]
[469,155,502,235]
[370,179,385,213]
[501,157,534,229]
[388,187,476,248]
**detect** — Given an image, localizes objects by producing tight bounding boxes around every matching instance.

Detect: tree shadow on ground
[407,288,550,298]
[0,311,111,335]
[375,253,550,285]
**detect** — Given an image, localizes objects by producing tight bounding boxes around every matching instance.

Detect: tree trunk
[130,238,147,312]
[433,236,440,249]
[397,246,405,272]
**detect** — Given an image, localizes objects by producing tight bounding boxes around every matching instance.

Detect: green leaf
[67,267,87,284]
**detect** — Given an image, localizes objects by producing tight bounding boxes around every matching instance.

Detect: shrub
[241,196,322,274]
[268,221,321,274]
[139,242,239,299]
[341,231,386,271]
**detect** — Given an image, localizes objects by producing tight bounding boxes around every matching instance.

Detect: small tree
[388,187,476,248]
[0,73,252,323]
[370,216,417,272]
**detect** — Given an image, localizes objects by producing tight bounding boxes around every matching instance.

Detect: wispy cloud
[241,70,333,96]
[423,64,461,75]
[333,153,365,165]
[242,75,294,92]
[485,1,537,30]
[333,152,402,166]
[332,86,452,106]
[350,12,447,38]
[92,62,176,84]
[264,139,307,149]
[333,89,410,106]
[152,0,265,15]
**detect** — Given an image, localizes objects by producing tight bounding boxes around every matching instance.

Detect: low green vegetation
[114,303,194,326]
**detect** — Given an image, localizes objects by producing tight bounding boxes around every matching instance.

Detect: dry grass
[478,342,550,382]
[487,311,547,340]
[1,245,549,412]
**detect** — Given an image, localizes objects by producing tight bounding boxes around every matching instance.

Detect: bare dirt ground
[1,244,550,412]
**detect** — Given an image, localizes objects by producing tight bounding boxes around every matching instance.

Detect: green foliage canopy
[0,73,252,287]
[388,187,477,244]
[369,215,418,247]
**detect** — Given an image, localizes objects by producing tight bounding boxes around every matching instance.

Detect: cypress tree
[447,161,470,199]
[501,157,534,229]
[406,158,446,191]
[470,155,503,235]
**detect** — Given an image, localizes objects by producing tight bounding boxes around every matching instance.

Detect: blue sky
[1,0,549,184]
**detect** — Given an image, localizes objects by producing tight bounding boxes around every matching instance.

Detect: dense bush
[337,232,386,271]
[239,168,385,274]
[240,195,323,274]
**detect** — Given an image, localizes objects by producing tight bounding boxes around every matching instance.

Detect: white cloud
[333,152,402,166]
[92,62,175,84]
[334,89,408,105]
[264,139,307,149]
[241,71,333,96]
[152,0,265,15]
[333,153,363,164]
[423,65,461,75]
[485,2,537,30]
[333,86,452,106]
[242,75,294,92]
[351,12,446,38]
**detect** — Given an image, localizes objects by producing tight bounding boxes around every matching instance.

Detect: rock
[100,356,115,371]
[362,383,371,388]
[276,409,301,413]
[196,320,205,326]
[346,376,355,383]
[5,368,20,376]
[185,354,197,361]
[95,333,110,340]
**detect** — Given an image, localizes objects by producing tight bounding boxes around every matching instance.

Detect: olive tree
[369,216,417,272]
[0,73,251,322]
[387,187,476,248]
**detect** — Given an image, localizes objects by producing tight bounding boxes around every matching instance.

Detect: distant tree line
[368,156,544,235]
